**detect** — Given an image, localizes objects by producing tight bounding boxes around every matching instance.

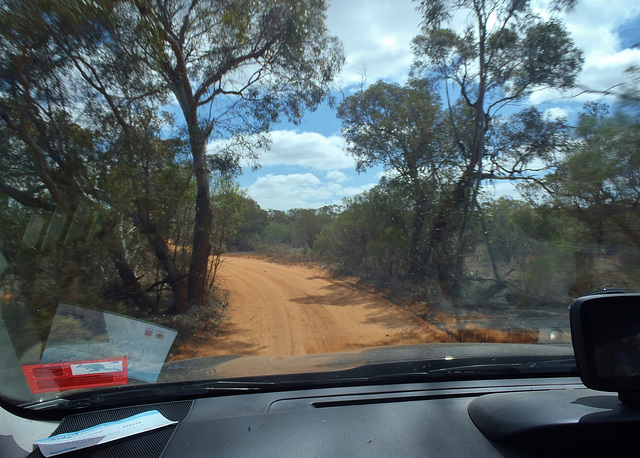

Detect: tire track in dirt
[174,255,450,359]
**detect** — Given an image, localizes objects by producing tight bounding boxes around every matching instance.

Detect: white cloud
[483,180,521,200]
[530,52,640,105]
[247,173,375,211]
[342,183,376,196]
[261,130,354,170]
[207,130,355,171]
[326,170,349,182]
[327,0,421,87]
[544,107,570,120]
[577,48,640,91]
[562,0,640,57]
[529,0,640,104]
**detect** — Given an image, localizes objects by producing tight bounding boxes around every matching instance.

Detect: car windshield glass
[0,0,638,409]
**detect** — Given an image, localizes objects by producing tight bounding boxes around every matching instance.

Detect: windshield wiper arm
[22,360,578,411]
[365,359,577,383]
[21,380,277,411]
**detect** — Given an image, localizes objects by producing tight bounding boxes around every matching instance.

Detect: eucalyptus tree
[410,0,583,296]
[534,103,640,249]
[337,79,455,280]
[0,0,199,314]
[0,0,344,312]
[112,0,344,307]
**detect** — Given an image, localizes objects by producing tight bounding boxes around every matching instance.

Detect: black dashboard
[17,375,639,457]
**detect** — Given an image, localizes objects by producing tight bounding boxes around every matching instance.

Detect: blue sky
[216,0,640,211]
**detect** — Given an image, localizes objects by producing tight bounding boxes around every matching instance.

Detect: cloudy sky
[223,0,640,211]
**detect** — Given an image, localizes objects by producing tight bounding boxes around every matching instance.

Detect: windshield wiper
[21,380,277,411]
[427,359,577,377]
[22,359,578,411]
[365,359,577,383]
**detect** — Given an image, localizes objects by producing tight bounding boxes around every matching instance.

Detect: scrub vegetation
[0,0,343,342]
[0,0,639,348]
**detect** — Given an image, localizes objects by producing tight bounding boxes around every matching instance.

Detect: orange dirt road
[176,255,450,359]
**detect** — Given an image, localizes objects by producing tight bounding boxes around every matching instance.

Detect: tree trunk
[450,175,483,297]
[408,190,429,282]
[99,218,156,313]
[171,75,214,309]
[187,130,213,307]
[422,166,477,300]
[110,242,156,313]
[479,210,501,282]
[131,201,189,313]
[426,15,488,299]
[569,249,596,298]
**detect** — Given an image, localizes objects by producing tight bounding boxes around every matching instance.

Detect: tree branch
[0,180,56,211]
[193,38,278,103]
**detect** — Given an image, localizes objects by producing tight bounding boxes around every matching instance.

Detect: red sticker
[22,358,128,394]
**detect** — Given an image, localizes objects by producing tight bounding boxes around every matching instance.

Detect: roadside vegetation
[0,0,343,347]
[1,0,638,350]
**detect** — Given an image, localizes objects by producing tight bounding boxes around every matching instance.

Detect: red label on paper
[22,358,128,393]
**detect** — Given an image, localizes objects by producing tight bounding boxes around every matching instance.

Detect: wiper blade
[21,380,276,411]
[22,359,578,411]
[426,361,574,377]
[366,359,577,383]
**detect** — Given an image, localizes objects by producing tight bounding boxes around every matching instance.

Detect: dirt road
[174,255,450,360]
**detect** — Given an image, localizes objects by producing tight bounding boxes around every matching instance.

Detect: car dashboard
[5,374,638,457]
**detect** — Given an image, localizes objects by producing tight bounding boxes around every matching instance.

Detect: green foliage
[241,205,338,252]
[338,79,451,179]
[469,103,640,304]
[487,107,570,171]
[512,243,575,306]
[289,208,333,249]
[413,0,583,102]
[337,80,455,283]
[519,104,640,297]
[209,178,251,283]
[0,1,173,320]
[551,105,640,206]
[211,178,250,252]
[315,183,413,289]
[232,198,268,251]
[262,221,295,246]
[0,0,343,319]
[532,104,640,249]
[411,0,582,188]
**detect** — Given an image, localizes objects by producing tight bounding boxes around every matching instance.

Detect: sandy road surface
[175,255,449,359]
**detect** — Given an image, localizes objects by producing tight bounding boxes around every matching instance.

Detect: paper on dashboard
[35,410,177,457]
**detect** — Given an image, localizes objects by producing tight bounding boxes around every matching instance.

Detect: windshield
[0,0,638,409]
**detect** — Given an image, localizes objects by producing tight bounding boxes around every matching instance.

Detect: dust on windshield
[0,0,639,400]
